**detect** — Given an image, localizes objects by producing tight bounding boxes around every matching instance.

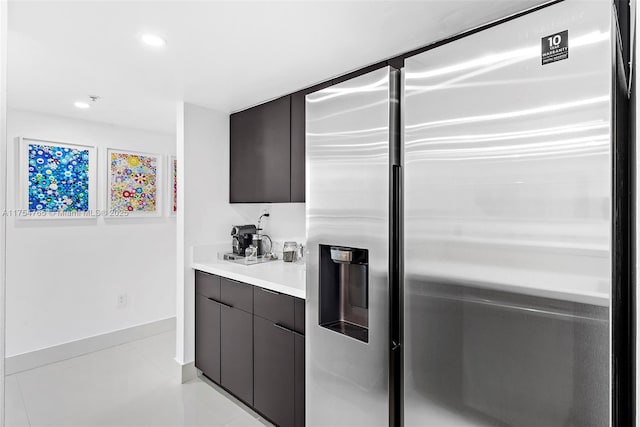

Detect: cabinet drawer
[254,287,295,330]
[195,271,221,299]
[221,278,253,313]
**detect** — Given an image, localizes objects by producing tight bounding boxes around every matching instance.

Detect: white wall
[5,110,176,357]
[1,1,8,423]
[176,102,305,367]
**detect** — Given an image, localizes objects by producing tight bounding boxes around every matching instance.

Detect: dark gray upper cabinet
[230,96,291,203]
[290,91,306,203]
[229,62,396,204]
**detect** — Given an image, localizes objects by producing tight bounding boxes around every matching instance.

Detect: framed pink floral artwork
[106,148,162,217]
[169,155,177,216]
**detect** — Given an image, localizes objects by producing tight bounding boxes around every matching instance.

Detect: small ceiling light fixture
[141,33,166,47]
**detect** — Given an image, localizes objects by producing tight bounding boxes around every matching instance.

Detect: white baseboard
[180,361,197,383]
[5,316,176,375]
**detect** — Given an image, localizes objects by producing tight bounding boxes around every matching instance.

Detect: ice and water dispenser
[319,245,369,343]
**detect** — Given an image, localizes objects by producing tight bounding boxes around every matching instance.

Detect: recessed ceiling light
[74,101,90,109]
[141,34,166,47]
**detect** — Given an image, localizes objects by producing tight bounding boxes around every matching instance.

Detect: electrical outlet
[260,206,270,216]
[117,294,128,309]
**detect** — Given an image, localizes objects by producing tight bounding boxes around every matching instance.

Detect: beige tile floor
[5,330,271,427]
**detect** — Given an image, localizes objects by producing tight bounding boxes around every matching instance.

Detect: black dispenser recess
[318,245,369,343]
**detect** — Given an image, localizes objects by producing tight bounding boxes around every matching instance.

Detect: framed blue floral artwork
[19,137,97,218]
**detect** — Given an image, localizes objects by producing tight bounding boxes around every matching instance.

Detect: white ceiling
[8,0,548,134]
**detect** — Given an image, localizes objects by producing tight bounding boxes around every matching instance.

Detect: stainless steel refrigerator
[306,0,629,426]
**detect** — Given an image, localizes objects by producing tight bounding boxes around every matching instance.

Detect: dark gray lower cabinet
[220,306,254,405]
[294,298,306,427]
[195,295,221,383]
[254,316,296,427]
[294,334,305,427]
[195,270,305,426]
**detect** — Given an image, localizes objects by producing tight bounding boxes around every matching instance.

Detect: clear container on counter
[245,245,258,262]
[283,241,298,262]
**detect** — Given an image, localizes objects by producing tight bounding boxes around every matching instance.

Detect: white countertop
[191,245,608,305]
[191,256,306,299]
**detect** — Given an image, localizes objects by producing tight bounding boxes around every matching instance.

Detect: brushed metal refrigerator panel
[306,67,390,426]
[403,1,612,426]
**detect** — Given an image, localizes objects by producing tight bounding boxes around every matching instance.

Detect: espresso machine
[231,224,256,256]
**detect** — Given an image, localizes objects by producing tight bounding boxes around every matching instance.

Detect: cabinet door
[230,96,291,203]
[254,316,295,427]
[294,298,305,427]
[195,294,221,383]
[295,333,305,427]
[220,306,253,405]
[290,91,305,203]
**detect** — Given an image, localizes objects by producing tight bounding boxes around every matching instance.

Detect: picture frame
[168,155,177,217]
[105,148,162,218]
[18,137,97,219]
